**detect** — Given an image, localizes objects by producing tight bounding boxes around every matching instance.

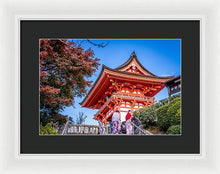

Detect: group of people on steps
[111,110,133,135]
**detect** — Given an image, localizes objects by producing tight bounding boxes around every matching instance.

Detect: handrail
[98,120,107,135]
[131,121,153,135]
[61,120,69,135]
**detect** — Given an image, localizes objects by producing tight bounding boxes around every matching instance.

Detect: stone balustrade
[67,124,99,134]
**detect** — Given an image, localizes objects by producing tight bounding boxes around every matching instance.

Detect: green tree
[133,94,181,132]
[40,123,58,135]
[133,105,156,129]
[167,97,181,126]
[154,93,181,109]
[156,104,169,130]
[157,97,181,131]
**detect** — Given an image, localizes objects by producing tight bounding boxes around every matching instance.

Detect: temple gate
[81,52,174,124]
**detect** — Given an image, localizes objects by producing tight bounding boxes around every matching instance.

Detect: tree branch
[87,39,109,48]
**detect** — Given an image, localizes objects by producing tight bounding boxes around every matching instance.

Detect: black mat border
[20,20,200,154]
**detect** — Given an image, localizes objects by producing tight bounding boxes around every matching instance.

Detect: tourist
[125,110,133,135]
[120,121,126,134]
[112,110,120,134]
[132,115,141,134]
[109,120,113,134]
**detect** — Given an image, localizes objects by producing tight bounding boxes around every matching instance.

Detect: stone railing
[66,124,99,134]
[62,122,152,135]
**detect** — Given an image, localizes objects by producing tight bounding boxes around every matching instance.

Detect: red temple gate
[81,52,174,124]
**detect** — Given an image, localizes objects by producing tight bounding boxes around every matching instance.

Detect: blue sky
[61,39,181,125]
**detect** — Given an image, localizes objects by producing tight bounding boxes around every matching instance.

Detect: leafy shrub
[133,95,181,132]
[40,123,58,135]
[167,97,181,126]
[133,105,156,128]
[176,108,181,120]
[133,110,139,117]
[156,104,169,130]
[166,125,181,135]
[154,93,181,109]
[156,97,181,131]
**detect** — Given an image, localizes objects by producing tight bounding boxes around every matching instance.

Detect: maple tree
[40,39,100,126]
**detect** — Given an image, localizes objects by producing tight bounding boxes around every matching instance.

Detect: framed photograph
[1,0,220,174]
[39,38,181,137]
[20,20,199,154]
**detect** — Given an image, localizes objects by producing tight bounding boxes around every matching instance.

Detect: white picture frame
[0,0,219,173]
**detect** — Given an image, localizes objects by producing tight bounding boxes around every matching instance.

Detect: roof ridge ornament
[131,51,137,58]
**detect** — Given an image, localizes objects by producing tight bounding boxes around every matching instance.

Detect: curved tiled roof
[80,52,175,106]
[114,51,158,77]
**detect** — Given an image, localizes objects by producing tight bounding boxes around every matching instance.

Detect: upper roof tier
[114,51,158,76]
[80,52,175,108]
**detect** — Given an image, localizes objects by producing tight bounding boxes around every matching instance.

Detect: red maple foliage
[40,39,100,126]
